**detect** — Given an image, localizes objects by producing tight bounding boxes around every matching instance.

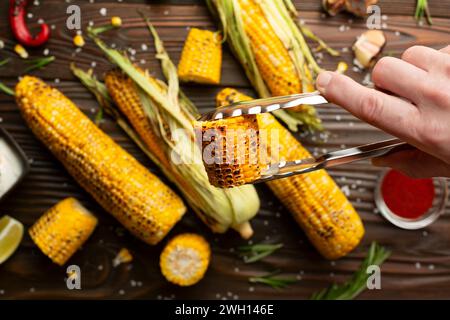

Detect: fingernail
[316,71,332,94]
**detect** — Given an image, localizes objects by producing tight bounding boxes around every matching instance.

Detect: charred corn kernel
[177,28,222,85]
[160,233,211,286]
[113,247,133,267]
[16,76,186,245]
[213,88,364,259]
[198,115,261,188]
[73,34,85,47]
[237,0,301,96]
[111,16,122,27]
[14,44,28,59]
[29,198,97,266]
[336,61,348,74]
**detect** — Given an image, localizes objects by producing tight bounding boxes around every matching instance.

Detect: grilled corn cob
[160,233,211,286]
[178,28,222,85]
[209,88,364,259]
[207,0,325,132]
[237,0,302,96]
[29,198,98,265]
[16,76,186,245]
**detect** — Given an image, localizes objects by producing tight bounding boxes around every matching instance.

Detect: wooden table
[0,0,449,299]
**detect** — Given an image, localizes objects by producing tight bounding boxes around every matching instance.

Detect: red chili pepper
[9,0,50,47]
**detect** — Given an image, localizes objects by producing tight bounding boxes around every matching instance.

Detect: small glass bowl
[375,170,449,230]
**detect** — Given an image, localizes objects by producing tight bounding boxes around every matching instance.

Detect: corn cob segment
[178,28,222,85]
[198,115,261,188]
[211,88,364,259]
[16,76,186,245]
[237,0,301,96]
[29,198,98,266]
[160,233,211,286]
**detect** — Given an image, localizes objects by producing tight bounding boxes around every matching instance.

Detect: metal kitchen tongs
[198,91,408,183]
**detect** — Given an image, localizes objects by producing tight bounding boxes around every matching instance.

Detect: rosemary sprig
[249,270,297,289]
[0,82,14,96]
[311,242,391,300]
[238,243,283,263]
[415,0,432,25]
[0,58,10,68]
[88,24,116,36]
[24,56,55,72]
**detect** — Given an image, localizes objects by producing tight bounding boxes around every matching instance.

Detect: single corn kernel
[73,34,85,47]
[336,61,348,74]
[111,16,122,27]
[29,198,98,266]
[178,28,222,85]
[160,233,211,286]
[113,247,133,267]
[14,44,28,59]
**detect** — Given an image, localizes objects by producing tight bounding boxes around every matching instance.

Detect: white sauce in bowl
[0,138,24,198]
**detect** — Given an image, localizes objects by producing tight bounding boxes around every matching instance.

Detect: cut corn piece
[212,88,364,259]
[160,233,211,286]
[178,28,222,85]
[199,115,261,188]
[29,198,98,266]
[16,76,186,245]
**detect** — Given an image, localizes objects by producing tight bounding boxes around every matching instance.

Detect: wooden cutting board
[0,0,449,299]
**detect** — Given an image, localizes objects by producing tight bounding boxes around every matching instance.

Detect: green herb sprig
[311,242,391,300]
[249,270,297,289]
[25,56,55,73]
[0,58,10,68]
[0,82,14,96]
[238,243,283,263]
[415,0,432,25]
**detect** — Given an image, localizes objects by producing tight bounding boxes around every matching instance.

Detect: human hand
[316,45,450,178]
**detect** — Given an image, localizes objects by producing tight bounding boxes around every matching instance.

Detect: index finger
[316,71,420,141]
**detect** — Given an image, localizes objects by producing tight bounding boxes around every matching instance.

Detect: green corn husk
[207,0,336,133]
[75,22,260,239]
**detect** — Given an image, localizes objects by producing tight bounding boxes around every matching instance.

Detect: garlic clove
[352,30,386,69]
[323,0,346,16]
[345,0,379,17]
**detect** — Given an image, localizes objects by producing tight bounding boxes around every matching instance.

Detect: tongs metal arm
[255,138,409,183]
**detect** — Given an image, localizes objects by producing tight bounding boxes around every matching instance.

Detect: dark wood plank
[0,0,450,300]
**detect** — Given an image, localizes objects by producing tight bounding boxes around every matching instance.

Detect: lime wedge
[0,215,24,264]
